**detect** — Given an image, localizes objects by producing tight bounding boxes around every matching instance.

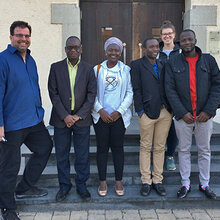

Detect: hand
[110,111,121,122]
[64,115,76,128]
[72,114,81,122]
[98,109,113,123]
[182,112,194,124]
[0,126,5,141]
[197,112,211,122]
[138,112,144,118]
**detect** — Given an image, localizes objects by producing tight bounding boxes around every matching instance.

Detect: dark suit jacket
[48,58,97,128]
[130,56,170,119]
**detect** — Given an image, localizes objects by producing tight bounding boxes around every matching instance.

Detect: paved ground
[12,209,220,220]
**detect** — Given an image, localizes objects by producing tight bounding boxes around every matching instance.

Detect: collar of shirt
[7,44,31,55]
[67,58,80,69]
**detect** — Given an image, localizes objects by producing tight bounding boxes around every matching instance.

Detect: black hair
[180,29,196,38]
[10,21,32,36]
[142,38,158,48]
[66,36,81,45]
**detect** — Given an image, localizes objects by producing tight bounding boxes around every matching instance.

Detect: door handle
[138,42,142,58]
[123,42,126,64]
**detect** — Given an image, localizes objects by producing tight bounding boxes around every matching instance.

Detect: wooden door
[81,0,184,64]
[80,0,132,66]
[132,0,184,60]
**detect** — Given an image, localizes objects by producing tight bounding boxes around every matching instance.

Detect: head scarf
[104,37,123,53]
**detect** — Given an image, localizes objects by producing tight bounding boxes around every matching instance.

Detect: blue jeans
[54,125,90,193]
[166,120,178,157]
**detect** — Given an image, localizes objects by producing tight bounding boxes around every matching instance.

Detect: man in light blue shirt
[0,21,52,220]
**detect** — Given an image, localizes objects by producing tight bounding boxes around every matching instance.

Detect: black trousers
[93,118,126,181]
[0,122,52,210]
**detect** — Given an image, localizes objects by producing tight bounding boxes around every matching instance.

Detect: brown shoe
[115,181,124,196]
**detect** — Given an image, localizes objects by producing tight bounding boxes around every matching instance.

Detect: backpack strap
[96,64,101,78]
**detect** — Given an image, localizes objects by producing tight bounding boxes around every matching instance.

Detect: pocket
[173,66,185,73]
[143,95,152,103]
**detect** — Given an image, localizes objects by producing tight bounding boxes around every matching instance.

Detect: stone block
[70,211,88,220]
[191,212,211,220]
[173,209,192,219]
[206,209,220,218]
[51,4,79,24]
[184,6,217,27]
[139,209,157,219]
[106,210,122,220]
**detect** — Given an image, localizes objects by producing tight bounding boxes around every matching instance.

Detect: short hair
[10,21,32,36]
[142,38,158,48]
[180,29,196,38]
[66,36,81,45]
[160,20,176,34]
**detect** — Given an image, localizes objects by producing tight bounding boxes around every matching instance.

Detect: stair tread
[15,184,220,210]
[21,144,220,155]
[33,163,220,175]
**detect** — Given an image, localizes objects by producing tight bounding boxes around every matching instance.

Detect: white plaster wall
[0,0,79,125]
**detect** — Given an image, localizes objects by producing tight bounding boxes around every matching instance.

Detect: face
[160,28,175,45]
[10,27,31,53]
[180,31,197,54]
[144,39,159,60]
[106,44,121,63]
[65,39,82,60]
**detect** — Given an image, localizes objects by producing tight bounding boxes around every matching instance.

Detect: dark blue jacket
[131,56,171,119]
[158,41,181,65]
[165,46,220,120]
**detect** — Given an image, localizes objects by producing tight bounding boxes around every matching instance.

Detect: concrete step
[16,184,220,211]
[17,162,220,188]
[22,144,220,166]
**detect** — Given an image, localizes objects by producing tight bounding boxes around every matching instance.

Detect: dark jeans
[54,125,90,193]
[0,122,52,210]
[93,118,126,181]
[166,120,178,157]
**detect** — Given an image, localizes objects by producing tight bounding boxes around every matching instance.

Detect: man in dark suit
[48,36,97,202]
[130,38,172,197]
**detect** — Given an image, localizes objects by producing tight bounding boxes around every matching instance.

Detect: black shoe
[15,187,48,199]
[177,186,191,199]
[56,188,71,202]
[1,210,20,220]
[76,189,91,202]
[152,183,166,196]
[199,185,217,200]
[140,183,151,196]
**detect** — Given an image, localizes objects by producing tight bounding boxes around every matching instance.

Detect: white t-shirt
[103,63,122,114]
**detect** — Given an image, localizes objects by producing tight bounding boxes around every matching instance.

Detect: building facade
[0,0,219,124]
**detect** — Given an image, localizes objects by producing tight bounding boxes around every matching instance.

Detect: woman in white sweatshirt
[92,37,133,197]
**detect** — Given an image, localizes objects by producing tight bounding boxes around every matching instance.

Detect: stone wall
[184,0,220,122]
[184,0,220,63]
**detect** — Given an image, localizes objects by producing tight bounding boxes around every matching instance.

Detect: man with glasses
[48,36,97,202]
[0,21,53,220]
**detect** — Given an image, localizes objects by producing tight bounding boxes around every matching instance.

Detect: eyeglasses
[13,34,31,39]
[161,32,174,36]
[66,46,81,51]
